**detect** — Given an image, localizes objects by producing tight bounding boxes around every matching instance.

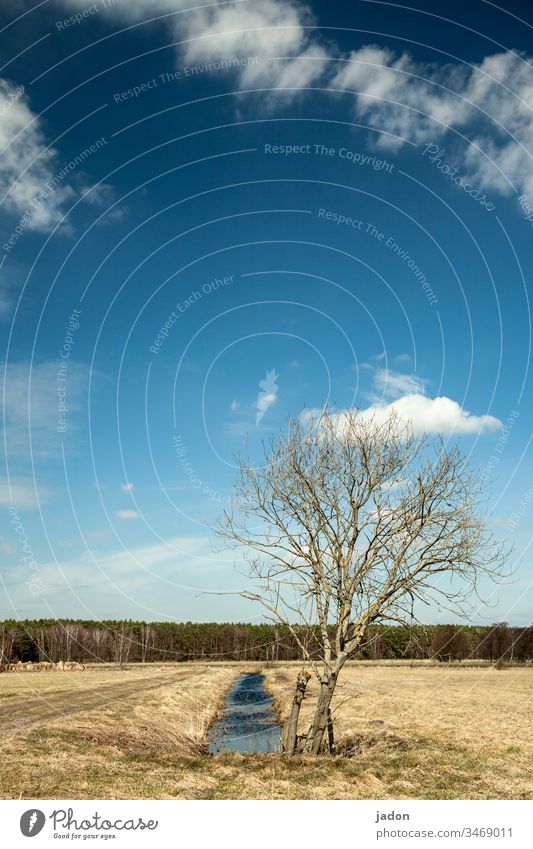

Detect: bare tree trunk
[303,671,338,755]
[282,670,310,755]
[327,708,335,754]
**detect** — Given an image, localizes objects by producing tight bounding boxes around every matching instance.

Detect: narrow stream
[209,672,281,754]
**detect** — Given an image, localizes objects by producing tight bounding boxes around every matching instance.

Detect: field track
[0,668,202,734]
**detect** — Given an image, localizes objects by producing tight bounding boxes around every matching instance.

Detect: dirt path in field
[0,669,200,735]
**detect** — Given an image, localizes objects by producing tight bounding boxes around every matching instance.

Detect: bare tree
[34,627,48,662]
[0,624,15,671]
[215,409,509,755]
[91,625,111,662]
[114,624,133,669]
[63,623,79,662]
[140,623,156,663]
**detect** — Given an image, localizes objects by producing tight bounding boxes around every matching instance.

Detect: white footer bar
[1,799,531,848]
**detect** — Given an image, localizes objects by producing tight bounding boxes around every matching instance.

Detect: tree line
[1,620,532,667]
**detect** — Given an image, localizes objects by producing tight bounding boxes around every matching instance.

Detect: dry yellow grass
[0,662,531,799]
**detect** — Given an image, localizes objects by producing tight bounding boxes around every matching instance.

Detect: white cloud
[348,365,501,435]
[0,80,75,230]
[116,509,140,520]
[0,536,15,554]
[0,476,52,509]
[304,381,501,435]
[230,399,240,411]
[1,530,249,618]
[266,44,329,91]
[330,46,533,199]
[372,367,426,399]
[360,364,425,404]
[5,533,223,600]
[330,46,469,146]
[181,3,329,93]
[121,482,135,493]
[182,1,306,63]
[490,516,517,529]
[357,394,501,435]
[3,360,89,459]
[85,527,112,543]
[62,0,328,94]
[91,536,208,577]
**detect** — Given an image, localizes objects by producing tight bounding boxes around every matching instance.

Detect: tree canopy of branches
[216,409,509,754]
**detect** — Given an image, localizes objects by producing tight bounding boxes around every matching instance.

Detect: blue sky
[0,0,532,624]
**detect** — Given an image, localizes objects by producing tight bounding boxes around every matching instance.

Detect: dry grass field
[0,662,531,800]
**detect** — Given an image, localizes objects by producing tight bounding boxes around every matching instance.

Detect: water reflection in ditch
[209,672,281,754]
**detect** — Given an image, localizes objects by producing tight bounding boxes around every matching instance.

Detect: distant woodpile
[5,660,86,672]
